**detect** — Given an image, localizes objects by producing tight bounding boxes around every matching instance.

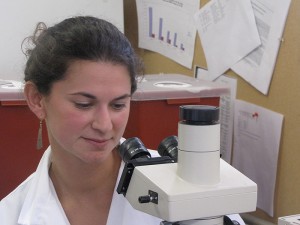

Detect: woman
[0,16,161,225]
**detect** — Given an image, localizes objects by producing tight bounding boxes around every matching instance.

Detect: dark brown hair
[23,16,143,95]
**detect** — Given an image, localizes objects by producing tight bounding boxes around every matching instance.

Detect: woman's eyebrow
[69,92,131,100]
[114,94,132,101]
[69,92,96,99]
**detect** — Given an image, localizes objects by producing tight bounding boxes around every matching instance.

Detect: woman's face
[41,60,132,164]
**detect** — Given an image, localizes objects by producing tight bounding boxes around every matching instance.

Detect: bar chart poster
[136,0,200,69]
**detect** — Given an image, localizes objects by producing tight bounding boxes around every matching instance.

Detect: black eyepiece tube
[118,137,151,162]
[157,135,178,161]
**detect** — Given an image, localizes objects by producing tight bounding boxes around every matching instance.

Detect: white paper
[232,100,284,216]
[231,0,292,95]
[217,76,237,164]
[195,66,237,164]
[194,0,261,80]
[135,0,199,69]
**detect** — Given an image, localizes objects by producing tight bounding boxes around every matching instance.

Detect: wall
[0,0,123,81]
[124,0,300,223]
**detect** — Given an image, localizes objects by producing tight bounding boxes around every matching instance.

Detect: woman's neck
[48,148,121,225]
[49,147,121,196]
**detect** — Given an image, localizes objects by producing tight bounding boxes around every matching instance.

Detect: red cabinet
[0,100,49,199]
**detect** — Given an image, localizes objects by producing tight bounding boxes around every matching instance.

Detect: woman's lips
[83,137,111,148]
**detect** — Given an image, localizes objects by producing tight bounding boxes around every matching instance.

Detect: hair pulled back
[23,16,143,95]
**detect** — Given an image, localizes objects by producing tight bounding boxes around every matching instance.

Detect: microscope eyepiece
[118,137,151,162]
[157,135,178,161]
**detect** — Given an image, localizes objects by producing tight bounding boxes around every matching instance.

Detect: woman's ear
[24,81,46,120]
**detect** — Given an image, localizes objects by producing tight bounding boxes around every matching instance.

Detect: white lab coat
[0,147,162,225]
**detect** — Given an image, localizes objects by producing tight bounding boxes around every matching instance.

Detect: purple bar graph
[180,43,185,51]
[167,31,171,44]
[148,7,155,38]
[147,7,184,51]
[159,18,164,41]
[173,33,178,47]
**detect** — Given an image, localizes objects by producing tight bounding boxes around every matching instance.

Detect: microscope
[117,105,257,225]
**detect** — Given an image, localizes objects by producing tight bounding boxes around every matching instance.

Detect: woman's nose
[91,107,113,132]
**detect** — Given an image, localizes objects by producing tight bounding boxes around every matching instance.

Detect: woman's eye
[74,102,92,109]
[112,103,126,110]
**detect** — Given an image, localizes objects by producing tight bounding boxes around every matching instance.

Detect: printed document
[194,0,261,80]
[232,100,283,216]
[231,0,292,95]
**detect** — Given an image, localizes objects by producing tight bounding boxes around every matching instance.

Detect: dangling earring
[37,120,43,150]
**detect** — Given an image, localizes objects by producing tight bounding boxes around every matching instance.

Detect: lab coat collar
[17,147,66,225]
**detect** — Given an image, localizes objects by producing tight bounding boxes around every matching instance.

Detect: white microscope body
[118,105,257,224]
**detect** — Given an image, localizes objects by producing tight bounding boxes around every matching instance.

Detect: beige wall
[124,0,300,223]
